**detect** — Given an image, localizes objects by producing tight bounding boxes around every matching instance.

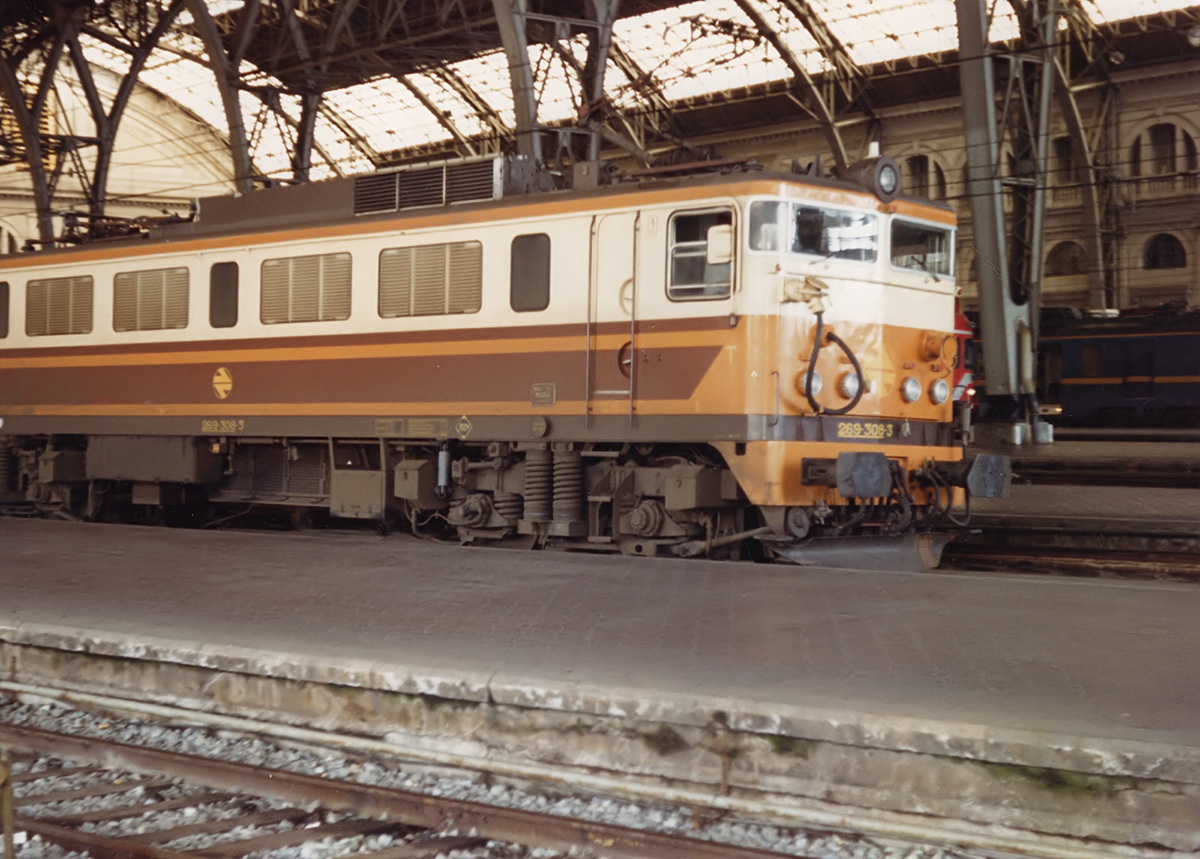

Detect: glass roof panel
[323,76,449,154]
[529,40,586,124]
[1086,0,1198,22]
[804,0,1016,66]
[449,50,517,129]
[739,0,832,74]
[308,111,374,179]
[402,70,490,139]
[134,39,234,139]
[613,0,789,102]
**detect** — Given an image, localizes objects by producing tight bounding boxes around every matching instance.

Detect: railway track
[3,651,1188,859]
[0,722,805,859]
[940,541,1200,579]
[1009,461,1199,489]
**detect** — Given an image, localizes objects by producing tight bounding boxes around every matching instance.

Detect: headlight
[797,369,822,397]
[838,371,861,400]
[878,161,899,197]
[900,376,921,403]
[929,378,950,404]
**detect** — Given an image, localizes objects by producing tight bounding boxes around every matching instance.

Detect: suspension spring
[493,490,523,524]
[523,449,552,522]
[552,449,585,523]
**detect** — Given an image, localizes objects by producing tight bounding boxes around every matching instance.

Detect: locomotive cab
[701,176,1007,561]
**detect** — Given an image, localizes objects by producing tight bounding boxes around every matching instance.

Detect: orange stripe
[886,198,957,225]
[1061,375,1200,385]
[1046,330,1198,341]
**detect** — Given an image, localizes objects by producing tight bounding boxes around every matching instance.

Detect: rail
[0,722,801,859]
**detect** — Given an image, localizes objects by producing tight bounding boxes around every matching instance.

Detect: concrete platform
[2,517,1199,852]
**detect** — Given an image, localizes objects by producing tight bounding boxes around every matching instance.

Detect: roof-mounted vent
[353,173,399,214]
[354,157,506,215]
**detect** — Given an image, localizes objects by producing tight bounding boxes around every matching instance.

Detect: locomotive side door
[587,211,639,421]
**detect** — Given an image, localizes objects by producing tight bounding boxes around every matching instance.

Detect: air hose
[803,309,866,416]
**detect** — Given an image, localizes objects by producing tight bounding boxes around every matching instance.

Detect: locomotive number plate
[835,420,895,440]
[201,419,245,433]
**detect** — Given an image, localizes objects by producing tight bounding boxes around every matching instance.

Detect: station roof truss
[1,0,1199,240]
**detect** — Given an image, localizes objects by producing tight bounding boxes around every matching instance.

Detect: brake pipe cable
[803,309,866,416]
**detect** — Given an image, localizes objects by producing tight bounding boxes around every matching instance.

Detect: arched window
[907,155,928,196]
[1045,241,1087,276]
[905,154,947,200]
[1131,123,1199,176]
[1144,233,1186,269]
[0,220,20,255]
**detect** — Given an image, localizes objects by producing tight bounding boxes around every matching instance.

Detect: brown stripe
[1,345,723,407]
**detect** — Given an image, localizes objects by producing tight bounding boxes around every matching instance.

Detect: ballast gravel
[0,695,970,859]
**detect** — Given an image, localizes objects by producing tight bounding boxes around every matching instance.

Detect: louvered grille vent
[399,170,444,209]
[353,173,398,214]
[113,267,189,332]
[379,241,482,317]
[445,160,498,204]
[26,276,93,336]
[261,253,352,324]
[353,158,501,215]
[447,242,483,313]
[225,444,330,501]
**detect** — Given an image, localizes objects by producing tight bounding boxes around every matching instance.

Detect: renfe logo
[211,367,233,399]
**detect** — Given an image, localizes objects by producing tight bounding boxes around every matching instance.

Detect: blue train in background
[1035,306,1199,427]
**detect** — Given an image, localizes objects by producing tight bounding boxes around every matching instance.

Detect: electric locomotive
[1035,307,1200,427]
[0,155,1009,568]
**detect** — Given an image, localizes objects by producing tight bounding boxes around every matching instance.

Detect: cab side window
[667,209,732,300]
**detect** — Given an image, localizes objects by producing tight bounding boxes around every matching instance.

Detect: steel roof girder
[774,0,872,111]
[605,40,690,152]
[395,73,481,158]
[492,0,540,160]
[732,0,848,173]
[427,64,510,140]
[69,0,188,214]
[185,0,255,192]
[227,0,263,68]
[0,52,56,241]
[0,2,82,242]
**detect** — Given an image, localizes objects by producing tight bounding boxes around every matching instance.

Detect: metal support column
[956,0,1057,418]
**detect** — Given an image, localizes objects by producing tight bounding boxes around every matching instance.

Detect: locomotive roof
[0,163,953,269]
[1038,308,1200,337]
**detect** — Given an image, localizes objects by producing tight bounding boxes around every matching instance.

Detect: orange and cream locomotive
[0,156,1009,567]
